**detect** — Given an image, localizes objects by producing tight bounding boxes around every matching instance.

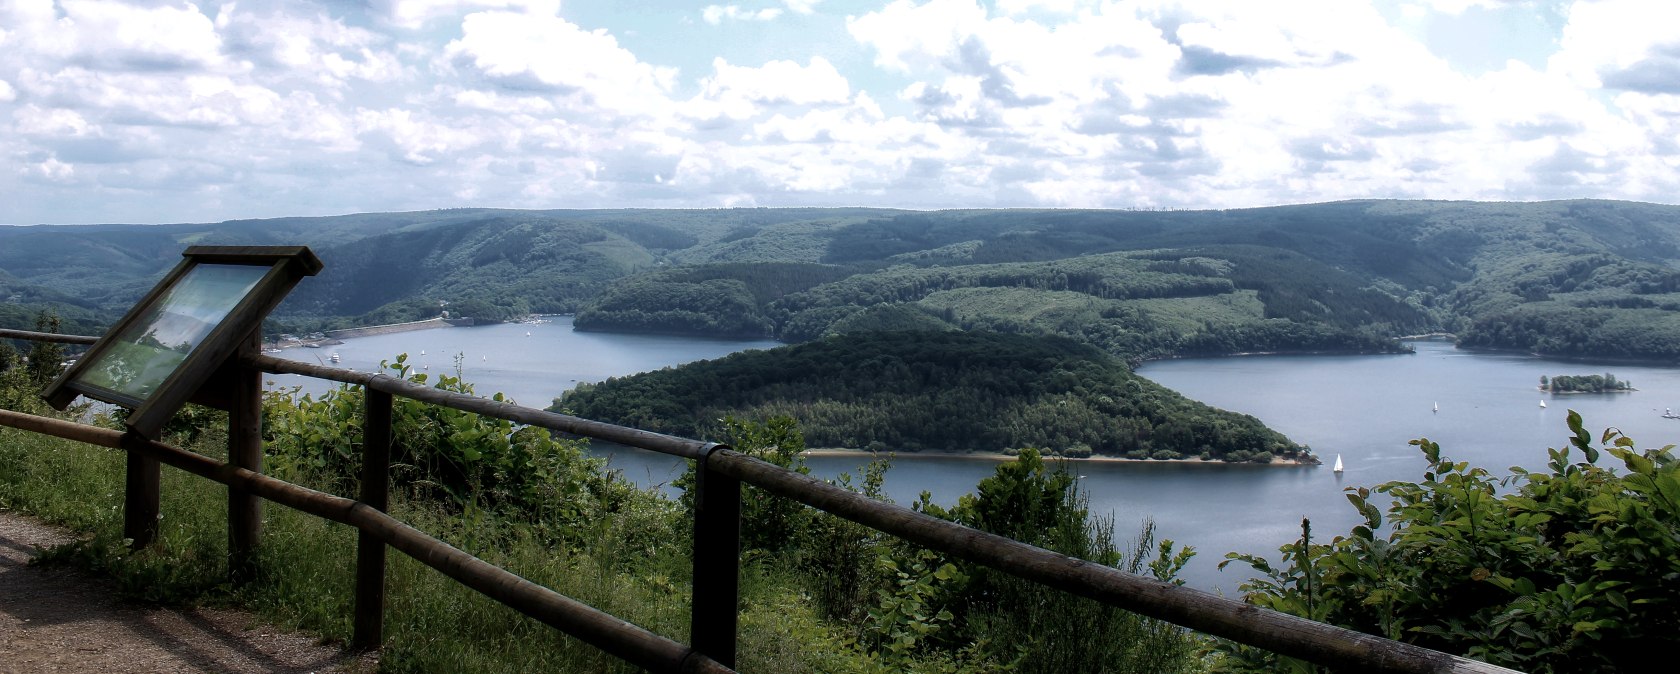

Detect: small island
[1540,373,1634,393]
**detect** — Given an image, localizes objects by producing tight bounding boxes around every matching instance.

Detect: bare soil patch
[0,510,371,674]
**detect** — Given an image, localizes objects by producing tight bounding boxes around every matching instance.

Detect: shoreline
[1456,344,1680,368]
[269,314,564,351]
[798,447,1318,467]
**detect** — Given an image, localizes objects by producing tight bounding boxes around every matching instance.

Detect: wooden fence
[0,327,1521,674]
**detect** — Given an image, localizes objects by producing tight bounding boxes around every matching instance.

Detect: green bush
[1218,410,1679,673]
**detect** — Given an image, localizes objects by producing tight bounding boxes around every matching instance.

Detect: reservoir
[269,317,779,409]
[276,326,1680,591]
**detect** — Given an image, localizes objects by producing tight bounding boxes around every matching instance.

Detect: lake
[268,317,780,408]
[275,326,1680,592]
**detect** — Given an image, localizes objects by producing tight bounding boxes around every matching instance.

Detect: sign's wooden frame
[44,246,321,438]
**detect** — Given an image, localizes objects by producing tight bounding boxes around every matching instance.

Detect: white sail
[1540,399,1547,408]
[1433,401,1438,413]
[1333,454,1344,473]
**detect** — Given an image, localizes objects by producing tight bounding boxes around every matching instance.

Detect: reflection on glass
[76,264,268,400]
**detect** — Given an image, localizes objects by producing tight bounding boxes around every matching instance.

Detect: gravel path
[0,510,370,674]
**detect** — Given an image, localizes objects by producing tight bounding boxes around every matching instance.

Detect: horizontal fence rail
[0,330,1524,674]
[0,328,98,345]
[247,354,716,460]
[0,408,731,674]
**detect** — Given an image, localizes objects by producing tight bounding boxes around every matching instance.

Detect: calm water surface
[278,330,1680,591]
[270,317,779,408]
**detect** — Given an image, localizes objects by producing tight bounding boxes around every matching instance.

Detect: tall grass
[0,378,870,671]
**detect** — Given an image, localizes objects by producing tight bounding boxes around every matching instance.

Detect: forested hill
[555,330,1307,462]
[574,200,1680,361]
[8,200,1680,361]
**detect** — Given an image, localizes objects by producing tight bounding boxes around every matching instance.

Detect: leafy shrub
[1218,411,1679,673]
[263,354,656,542]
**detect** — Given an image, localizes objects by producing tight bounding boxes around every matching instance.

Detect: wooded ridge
[7,200,1680,361]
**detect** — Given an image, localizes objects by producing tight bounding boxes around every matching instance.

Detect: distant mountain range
[6,200,1680,361]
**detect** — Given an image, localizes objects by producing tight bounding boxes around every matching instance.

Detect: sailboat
[1540,399,1547,408]
[1332,454,1344,473]
[1433,401,1438,413]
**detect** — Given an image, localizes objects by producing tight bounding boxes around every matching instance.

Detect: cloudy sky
[2,0,1677,224]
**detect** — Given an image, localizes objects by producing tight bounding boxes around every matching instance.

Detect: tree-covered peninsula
[555,330,1308,462]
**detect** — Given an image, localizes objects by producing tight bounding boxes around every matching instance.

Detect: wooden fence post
[354,388,394,650]
[228,333,264,582]
[121,449,160,548]
[690,443,739,669]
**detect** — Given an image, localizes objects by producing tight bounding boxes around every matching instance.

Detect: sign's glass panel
[74,264,267,400]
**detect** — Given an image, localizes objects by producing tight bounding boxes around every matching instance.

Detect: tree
[26,312,65,386]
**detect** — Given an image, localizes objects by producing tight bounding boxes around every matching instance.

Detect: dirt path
[0,510,370,674]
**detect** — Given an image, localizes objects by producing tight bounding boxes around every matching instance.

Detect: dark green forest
[9,200,1680,362]
[556,330,1306,461]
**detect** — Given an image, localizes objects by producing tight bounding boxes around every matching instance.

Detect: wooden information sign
[44,246,321,438]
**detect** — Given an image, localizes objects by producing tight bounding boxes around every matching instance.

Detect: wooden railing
[0,328,1522,674]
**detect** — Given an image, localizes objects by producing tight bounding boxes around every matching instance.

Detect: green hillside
[556,330,1306,461]
[9,200,1680,361]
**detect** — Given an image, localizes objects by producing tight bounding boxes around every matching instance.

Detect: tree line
[556,330,1307,462]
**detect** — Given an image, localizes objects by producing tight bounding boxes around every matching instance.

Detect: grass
[0,358,1204,674]
[0,400,875,672]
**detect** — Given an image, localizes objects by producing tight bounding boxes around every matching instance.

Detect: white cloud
[1415,0,1530,15]
[356,108,485,165]
[0,0,1675,223]
[49,0,230,73]
[26,157,77,183]
[703,5,785,25]
[444,10,678,114]
[1550,0,1680,90]
[221,9,405,88]
[702,57,851,106]
[372,0,563,29]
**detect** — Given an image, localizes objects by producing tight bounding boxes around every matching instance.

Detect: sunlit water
[268,317,779,409]
[275,329,1680,591]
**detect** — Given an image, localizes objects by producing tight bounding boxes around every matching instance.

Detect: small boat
[526,331,532,337]
[329,352,340,364]
[1332,454,1344,473]
[1540,399,1547,408]
[1433,401,1438,413]
[482,355,487,361]
[420,350,427,356]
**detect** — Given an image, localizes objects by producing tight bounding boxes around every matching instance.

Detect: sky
[1,0,1677,224]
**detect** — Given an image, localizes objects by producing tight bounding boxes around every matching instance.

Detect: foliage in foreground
[0,355,1197,673]
[1218,410,1678,674]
